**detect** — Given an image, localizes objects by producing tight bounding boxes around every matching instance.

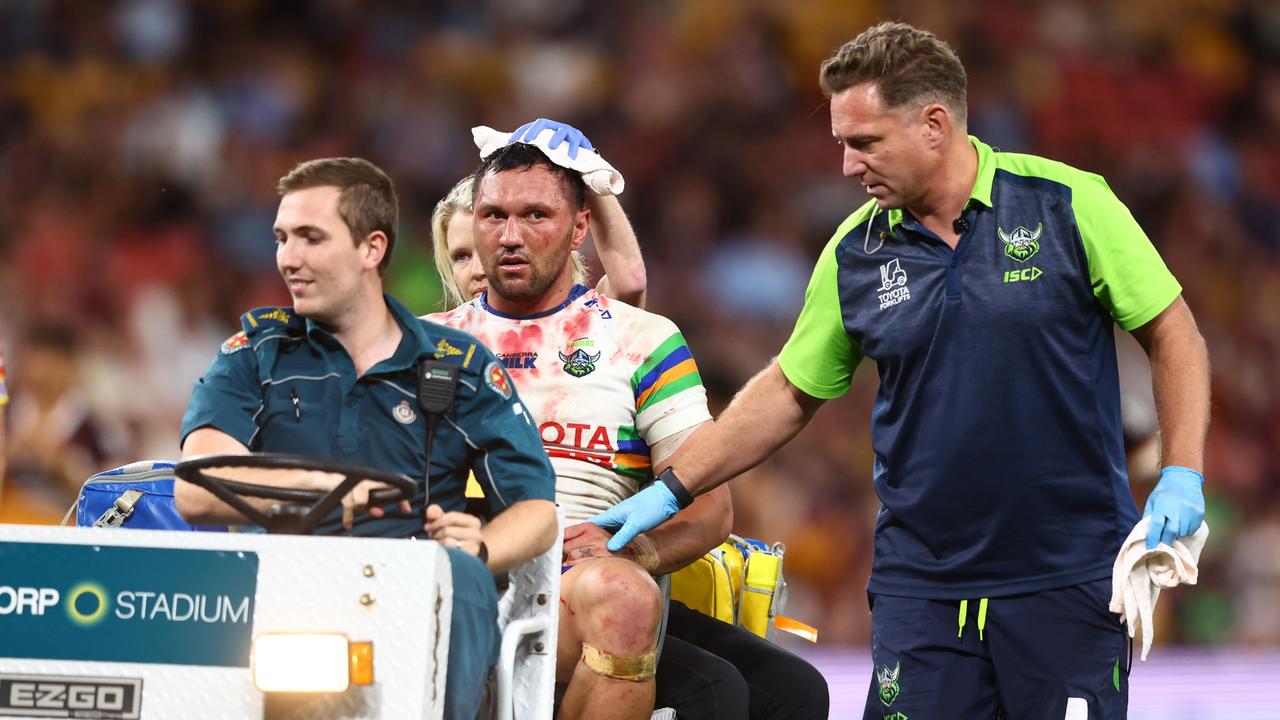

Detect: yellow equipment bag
[669,535,816,643]
[669,537,747,626]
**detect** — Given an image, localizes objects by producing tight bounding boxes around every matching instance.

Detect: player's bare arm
[594,360,827,551]
[565,419,732,573]
[588,193,647,308]
[564,484,732,575]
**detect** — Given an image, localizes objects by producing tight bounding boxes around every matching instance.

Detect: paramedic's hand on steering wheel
[425,504,484,557]
[589,482,679,553]
[300,472,411,530]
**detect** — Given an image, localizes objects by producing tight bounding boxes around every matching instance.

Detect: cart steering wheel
[174,454,417,535]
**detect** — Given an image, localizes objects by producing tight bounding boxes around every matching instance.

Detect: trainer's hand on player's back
[589,482,679,553]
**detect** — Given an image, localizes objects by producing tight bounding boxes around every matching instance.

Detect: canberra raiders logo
[877,662,901,707]
[559,348,601,378]
[998,223,1042,262]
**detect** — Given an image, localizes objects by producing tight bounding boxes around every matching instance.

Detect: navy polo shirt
[180,294,555,537]
[779,137,1182,598]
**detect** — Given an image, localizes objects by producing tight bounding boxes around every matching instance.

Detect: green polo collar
[886,135,996,231]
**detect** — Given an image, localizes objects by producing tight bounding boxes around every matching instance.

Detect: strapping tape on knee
[581,643,656,682]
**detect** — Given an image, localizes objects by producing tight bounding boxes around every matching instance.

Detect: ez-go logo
[0,674,142,719]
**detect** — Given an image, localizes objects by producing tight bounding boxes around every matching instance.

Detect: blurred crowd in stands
[1,0,1277,649]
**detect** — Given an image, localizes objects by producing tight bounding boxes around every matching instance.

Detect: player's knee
[574,558,662,646]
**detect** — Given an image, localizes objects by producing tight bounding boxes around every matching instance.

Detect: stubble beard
[486,229,574,304]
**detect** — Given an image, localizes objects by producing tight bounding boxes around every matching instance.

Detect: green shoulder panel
[777,206,867,399]
[992,152,1182,330]
[1068,171,1181,330]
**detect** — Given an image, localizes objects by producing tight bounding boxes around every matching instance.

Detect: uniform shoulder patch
[431,336,477,369]
[434,337,463,358]
[221,331,250,355]
[484,361,512,399]
[240,306,304,336]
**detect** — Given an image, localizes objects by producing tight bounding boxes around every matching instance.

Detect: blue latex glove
[1143,466,1205,549]
[589,482,680,552]
[507,118,594,160]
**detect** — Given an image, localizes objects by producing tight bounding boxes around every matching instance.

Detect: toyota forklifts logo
[877,259,911,310]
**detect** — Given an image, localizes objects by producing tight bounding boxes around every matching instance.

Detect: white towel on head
[1109,517,1209,661]
[471,125,625,196]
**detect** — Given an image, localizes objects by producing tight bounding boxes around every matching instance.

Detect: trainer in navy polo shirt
[779,136,1181,599]
[180,293,555,536]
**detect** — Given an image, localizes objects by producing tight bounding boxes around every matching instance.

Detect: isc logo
[1003,267,1043,283]
[0,674,142,719]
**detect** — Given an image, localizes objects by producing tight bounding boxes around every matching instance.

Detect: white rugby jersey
[428,285,711,522]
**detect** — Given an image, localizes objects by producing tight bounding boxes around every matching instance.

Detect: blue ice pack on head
[74,460,227,532]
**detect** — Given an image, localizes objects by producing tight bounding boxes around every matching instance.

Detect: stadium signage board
[0,542,257,667]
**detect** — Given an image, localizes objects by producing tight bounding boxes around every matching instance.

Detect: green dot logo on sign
[66,582,109,626]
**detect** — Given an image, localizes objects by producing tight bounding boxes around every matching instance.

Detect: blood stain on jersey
[564,311,590,339]
[221,331,249,354]
[485,361,513,399]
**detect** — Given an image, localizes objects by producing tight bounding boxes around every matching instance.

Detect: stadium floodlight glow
[252,633,352,693]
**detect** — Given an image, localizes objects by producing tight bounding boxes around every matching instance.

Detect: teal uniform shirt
[780,137,1181,598]
[180,294,555,536]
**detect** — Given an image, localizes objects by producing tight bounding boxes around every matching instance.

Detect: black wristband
[477,540,489,565]
[656,467,695,510]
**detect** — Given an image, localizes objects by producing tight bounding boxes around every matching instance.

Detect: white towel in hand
[472,125,625,196]
[1109,517,1209,661]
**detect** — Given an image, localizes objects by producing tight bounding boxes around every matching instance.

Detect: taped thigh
[581,643,657,682]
